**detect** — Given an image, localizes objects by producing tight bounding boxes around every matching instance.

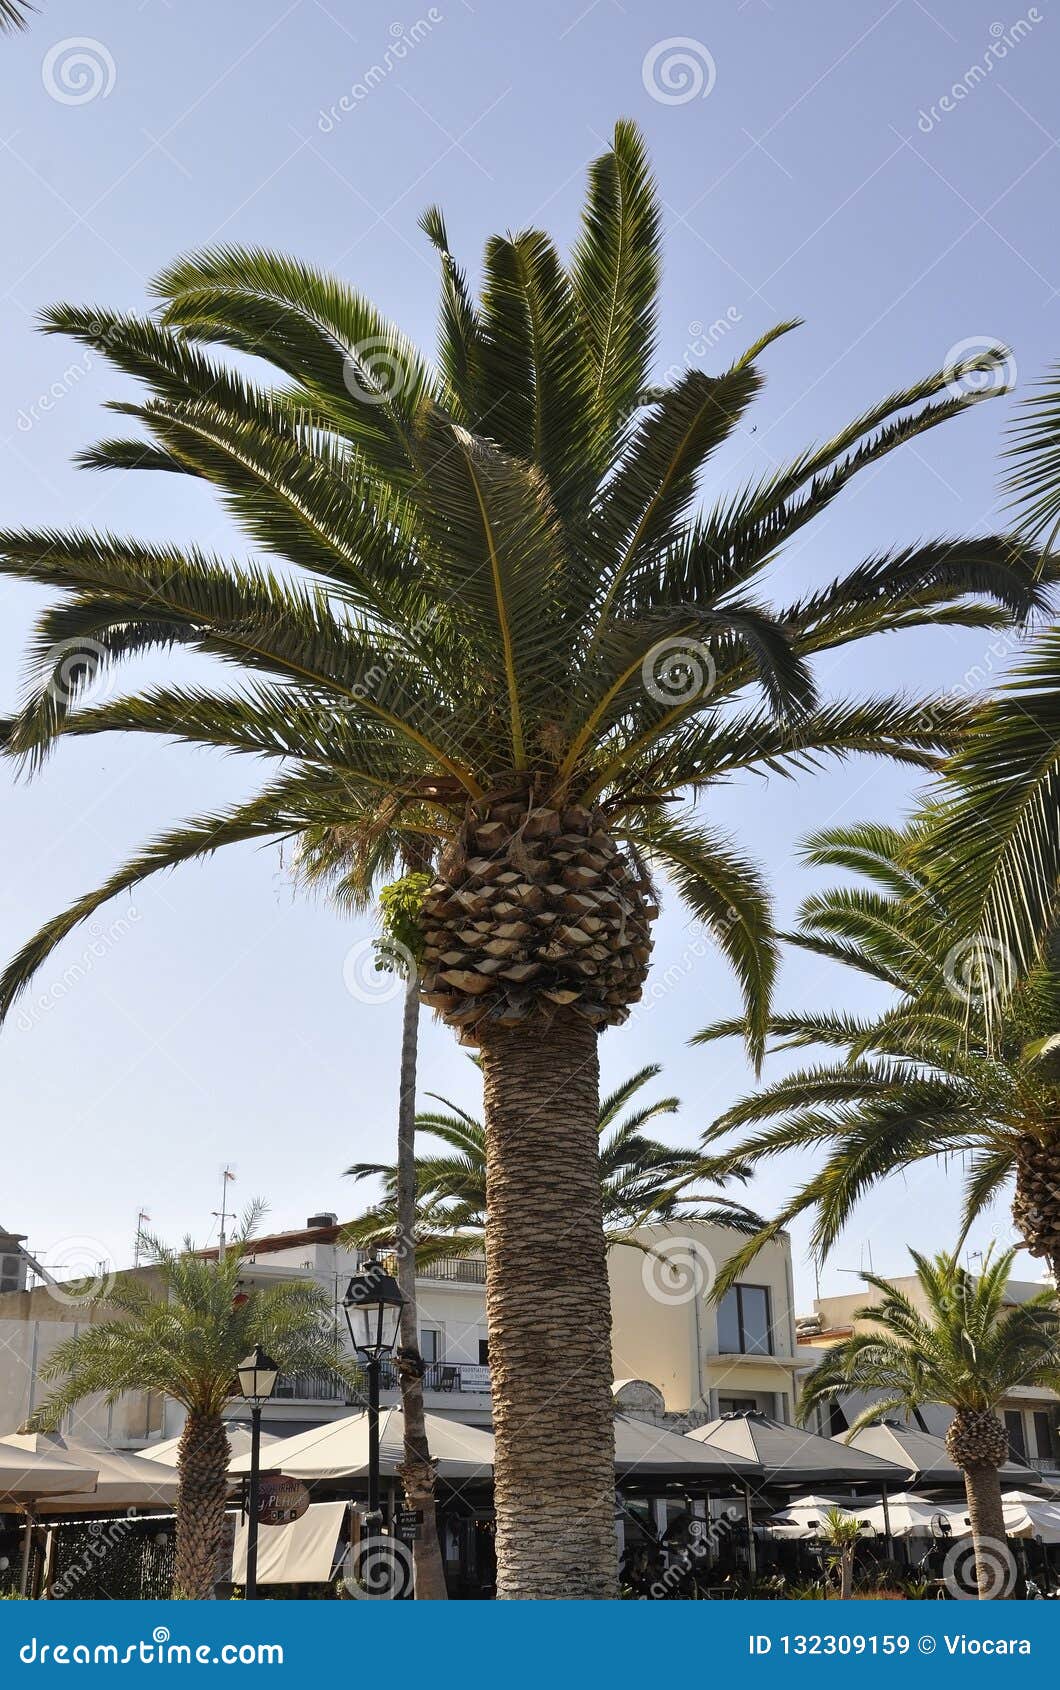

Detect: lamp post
[237,1345,279,1600]
[342,1262,405,1529]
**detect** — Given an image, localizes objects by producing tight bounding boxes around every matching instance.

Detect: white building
[0,1214,803,1447]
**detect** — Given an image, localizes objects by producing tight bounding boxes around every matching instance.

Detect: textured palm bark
[479,1013,617,1600]
[961,1464,1012,1599]
[1012,1133,1060,1284]
[173,1413,229,1599]
[394,966,448,1600]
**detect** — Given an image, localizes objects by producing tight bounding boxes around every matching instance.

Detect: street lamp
[237,1345,279,1600]
[342,1262,405,1526]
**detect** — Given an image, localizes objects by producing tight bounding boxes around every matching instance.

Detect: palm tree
[31,1208,353,1599]
[345,1062,765,1257]
[0,123,1047,1596]
[293,837,447,1599]
[798,1247,1060,1599]
[817,1505,861,1600]
[696,821,1060,1287]
[912,364,1060,995]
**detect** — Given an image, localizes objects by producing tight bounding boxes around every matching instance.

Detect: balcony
[274,1371,353,1403]
[376,1252,486,1286]
[378,1359,491,1394]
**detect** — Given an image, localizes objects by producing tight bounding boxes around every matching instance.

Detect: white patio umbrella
[0,1438,99,1596]
[230,1408,495,1483]
[856,1493,969,1539]
[140,1425,281,1468]
[0,1442,97,1504]
[0,1433,180,1514]
[766,1495,860,1539]
[1000,1493,1060,1543]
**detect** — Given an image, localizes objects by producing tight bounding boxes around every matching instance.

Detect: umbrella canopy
[1000,1495,1060,1543]
[230,1409,495,1483]
[612,1415,761,1480]
[140,1425,281,1468]
[766,1495,860,1540]
[843,1420,1039,1487]
[689,1410,904,1489]
[0,1433,179,1514]
[857,1493,969,1539]
[0,1442,98,1505]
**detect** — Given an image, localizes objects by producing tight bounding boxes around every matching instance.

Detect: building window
[420,1329,440,1364]
[718,1395,758,1415]
[1033,1411,1054,1462]
[717,1285,773,1355]
[1004,1409,1027,1460]
[478,1339,489,1367]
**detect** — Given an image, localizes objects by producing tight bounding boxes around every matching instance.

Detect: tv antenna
[213,1167,236,1261]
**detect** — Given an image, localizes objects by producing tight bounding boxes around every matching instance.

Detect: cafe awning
[230,1409,495,1483]
[140,1425,282,1469]
[0,1432,178,1514]
[612,1415,761,1480]
[842,1420,1039,1487]
[689,1410,904,1489]
[230,1501,347,1585]
[0,1442,97,1505]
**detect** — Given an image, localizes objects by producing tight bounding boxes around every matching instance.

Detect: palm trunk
[479,1013,617,1600]
[393,966,448,1600]
[962,1465,1012,1599]
[838,1547,854,1600]
[174,1412,230,1599]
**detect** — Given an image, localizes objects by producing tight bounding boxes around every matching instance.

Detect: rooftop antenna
[213,1167,236,1261]
[133,1209,151,1270]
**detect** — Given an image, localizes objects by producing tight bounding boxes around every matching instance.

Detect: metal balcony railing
[372,1251,486,1285]
[378,1359,491,1394]
[273,1371,350,1402]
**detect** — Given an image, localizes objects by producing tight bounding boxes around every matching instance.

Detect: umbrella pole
[742,1484,757,1581]
[880,1485,892,1557]
[19,1508,35,1597]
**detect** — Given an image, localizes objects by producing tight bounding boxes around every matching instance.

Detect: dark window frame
[717,1283,774,1356]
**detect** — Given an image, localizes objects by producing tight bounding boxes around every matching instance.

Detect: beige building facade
[0,1215,803,1447]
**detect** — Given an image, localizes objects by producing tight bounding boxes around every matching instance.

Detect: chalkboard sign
[395,1508,422,1541]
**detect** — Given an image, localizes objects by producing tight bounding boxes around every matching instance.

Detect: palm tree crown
[344,1062,764,1257]
[696,820,1060,1286]
[0,120,1046,1062]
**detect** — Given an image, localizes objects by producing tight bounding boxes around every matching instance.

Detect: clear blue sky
[1,0,1058,1306]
